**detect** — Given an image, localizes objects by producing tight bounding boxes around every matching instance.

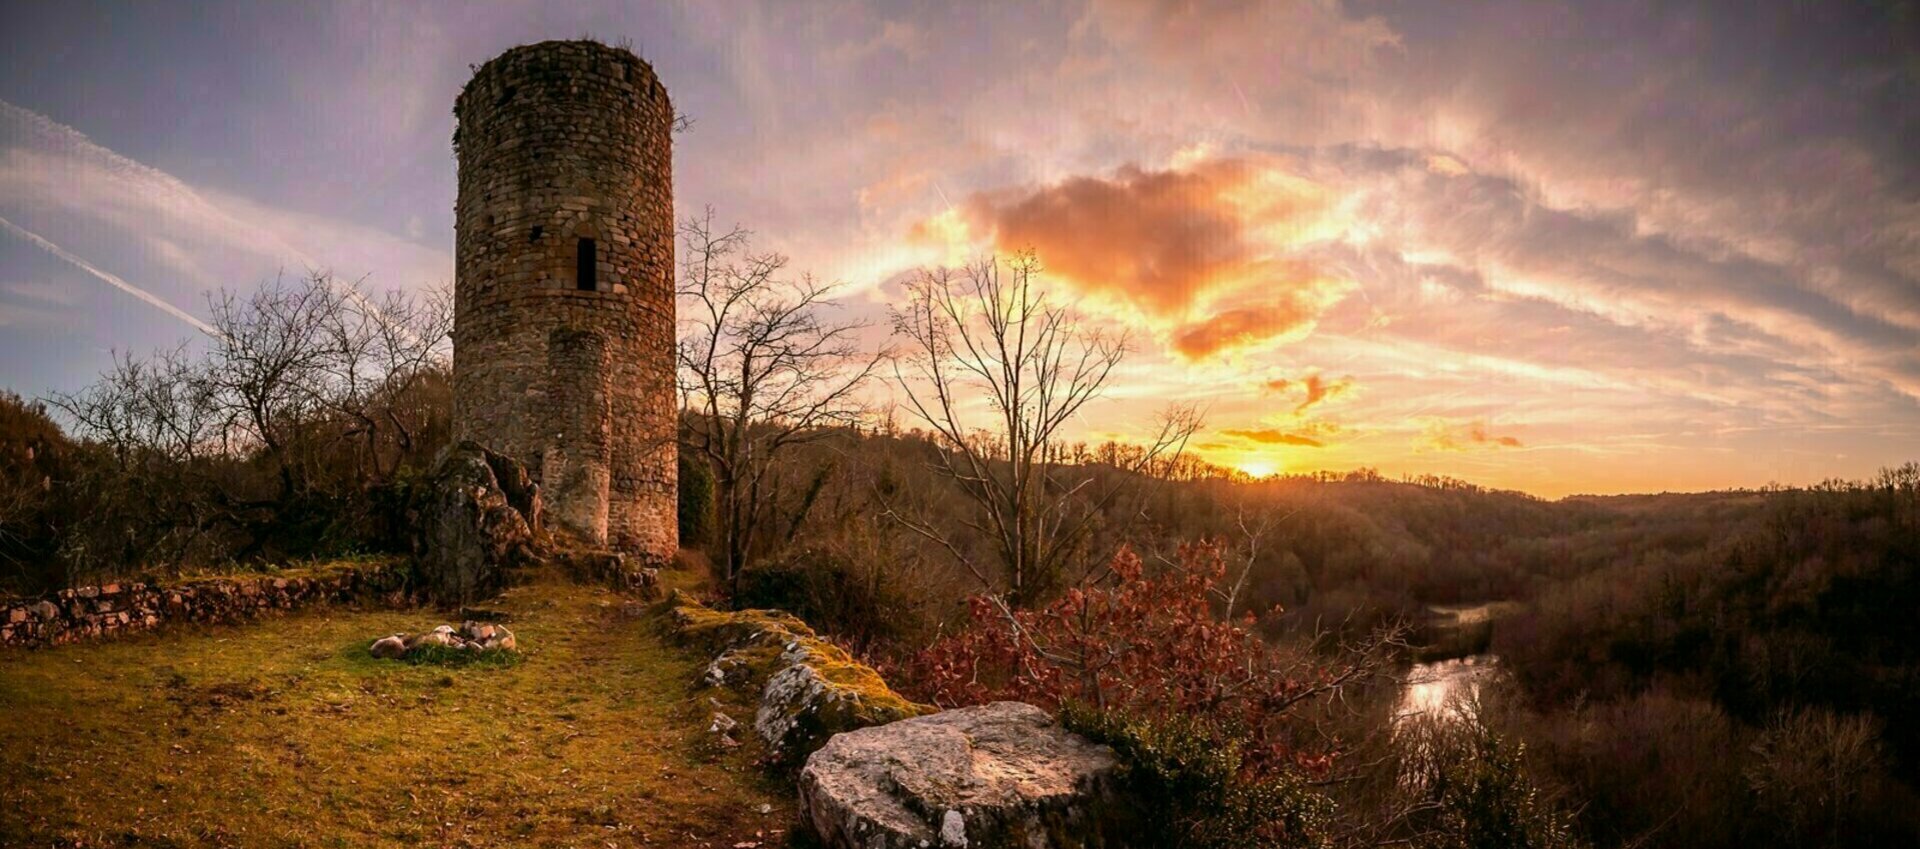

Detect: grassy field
[0,570,795,848]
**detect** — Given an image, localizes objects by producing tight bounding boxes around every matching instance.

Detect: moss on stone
[170,555,407,587]
[701,643,785,693]
[659,590,816,652]
[658,591,933,766]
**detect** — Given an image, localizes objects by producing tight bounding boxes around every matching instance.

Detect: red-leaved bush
[903,543,1384,777]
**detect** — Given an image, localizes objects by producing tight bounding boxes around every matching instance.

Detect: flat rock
[799,701,1131,848]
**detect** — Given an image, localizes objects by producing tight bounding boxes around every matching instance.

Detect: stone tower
[452,40,677,563]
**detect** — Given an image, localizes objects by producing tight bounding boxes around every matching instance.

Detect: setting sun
[1236,459,1278,479]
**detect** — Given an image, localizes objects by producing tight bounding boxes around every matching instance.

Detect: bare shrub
[676,210,882,595]
[887,252,1199,606]
[41,273,451,578]
[1391,700,1585,849]
[1746,708,1890,847]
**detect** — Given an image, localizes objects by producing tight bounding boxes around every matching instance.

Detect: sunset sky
[1,1,1915,497]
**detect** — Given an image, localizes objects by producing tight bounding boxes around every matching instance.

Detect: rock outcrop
[800,701,1129,849]
[411,441,546,603]
[662,592,932,765]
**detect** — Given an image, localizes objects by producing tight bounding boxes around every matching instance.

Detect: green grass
[398,644,525,669]
[0,572,795,848]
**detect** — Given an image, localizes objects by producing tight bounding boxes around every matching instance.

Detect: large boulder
[662,592,933,765]
[411,441,545,603]
[751,636,925,764]
[800,702,1131,848]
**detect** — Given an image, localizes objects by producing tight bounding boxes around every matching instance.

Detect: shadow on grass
[335,638,525,670]
[400,644,525,668]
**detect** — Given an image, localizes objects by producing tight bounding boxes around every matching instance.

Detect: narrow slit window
[576,238,597,291]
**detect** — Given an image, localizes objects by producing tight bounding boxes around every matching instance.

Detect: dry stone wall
[0,561,411,649]
[453,39,678,564]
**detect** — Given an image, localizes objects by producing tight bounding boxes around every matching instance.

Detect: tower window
[529,225,543,243]
[576,238,597,291]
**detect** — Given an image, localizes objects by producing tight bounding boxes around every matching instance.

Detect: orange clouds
[927,156,1353,359]
[971,159,1264,312]
[1220,428,1324,448]
[1266,373,1353,414]
[1171,297,1323,359]
[1421,420,1524,452]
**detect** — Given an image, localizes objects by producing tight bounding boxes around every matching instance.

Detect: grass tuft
[396,643,524,668]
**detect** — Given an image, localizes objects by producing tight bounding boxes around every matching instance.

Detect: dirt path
[0,576,794,848]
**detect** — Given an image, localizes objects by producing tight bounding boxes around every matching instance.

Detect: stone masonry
[0,561,412,649]
[453,40,678,564]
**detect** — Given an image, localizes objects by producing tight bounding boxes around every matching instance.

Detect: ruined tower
[453,40,677,563]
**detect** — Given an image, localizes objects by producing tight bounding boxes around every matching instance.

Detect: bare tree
[48,344,225,573]
[53,345,219,471]
[48,272,453,572]
[310,281,454,483]
[202,275,335,491]
[200,273,452,497]
[886,252,1200,607]
[676,210,883,594]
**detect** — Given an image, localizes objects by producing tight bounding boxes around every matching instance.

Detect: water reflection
[1397,654,1499,721]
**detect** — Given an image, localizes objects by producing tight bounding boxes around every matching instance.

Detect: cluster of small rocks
[553,545,660,598]
[369,620,519,659]
[0,563,411,649]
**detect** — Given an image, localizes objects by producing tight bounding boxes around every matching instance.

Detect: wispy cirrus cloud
[1264,373,1353,415]
[0,214,216,335]
[0,98,451,332]
[1220,427,1326,448]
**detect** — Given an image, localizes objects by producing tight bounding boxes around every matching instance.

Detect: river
[1396,654,1500,721]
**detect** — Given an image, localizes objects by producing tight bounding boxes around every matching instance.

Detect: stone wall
[452,39,678,565]
[0,560,411,649]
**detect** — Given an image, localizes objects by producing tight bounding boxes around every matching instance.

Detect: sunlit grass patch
[0,575,795,848]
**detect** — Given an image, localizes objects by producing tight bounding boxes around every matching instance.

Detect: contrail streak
[1,99,418,344]
[0,98,319,270]
[0,214,220,337]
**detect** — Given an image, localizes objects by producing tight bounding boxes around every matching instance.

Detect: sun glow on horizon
[1235,459,1278,479]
